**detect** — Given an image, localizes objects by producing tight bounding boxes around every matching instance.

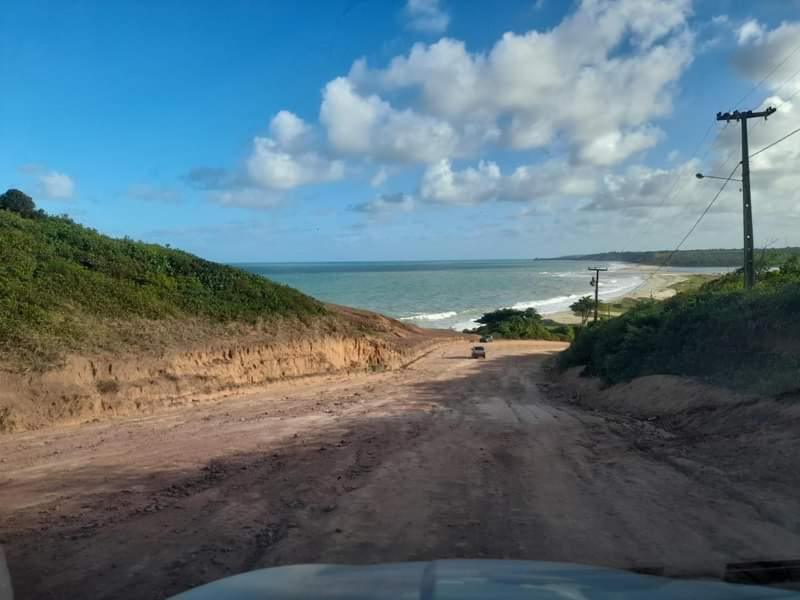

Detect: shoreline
[546,266,712,325]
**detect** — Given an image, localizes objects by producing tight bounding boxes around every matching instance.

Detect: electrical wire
[732,38,800,109]
[628,162,742,294]
[749,125,800,159]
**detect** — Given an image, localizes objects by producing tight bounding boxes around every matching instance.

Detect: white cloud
[420,159,501,205]
[419,159,598,206]
[505,162,597,201]
[242,111,344,192]
[200,111,344,208]
[30,169,75,199]
[405,0,449,34]
[352,192,415,214]
[246,136,344,190]
[354,0,693,166]
[269,110,310,150]
[320,77,462,163]
[732,20,800,97]
[736,19,765,46]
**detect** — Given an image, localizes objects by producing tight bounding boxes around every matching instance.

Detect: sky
[2,0,800,262]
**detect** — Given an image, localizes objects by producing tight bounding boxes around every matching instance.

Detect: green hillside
[0,189,327,365]
[541,248,800,267]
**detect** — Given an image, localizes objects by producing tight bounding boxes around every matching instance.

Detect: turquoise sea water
[238,260,719,330]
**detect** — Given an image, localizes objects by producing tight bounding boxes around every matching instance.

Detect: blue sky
[3,0,800,261]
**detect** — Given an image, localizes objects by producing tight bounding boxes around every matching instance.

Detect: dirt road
[2,341,800,598]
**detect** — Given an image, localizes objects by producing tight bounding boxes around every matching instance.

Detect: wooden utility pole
[588,267,608,323]
[716,107,776,288]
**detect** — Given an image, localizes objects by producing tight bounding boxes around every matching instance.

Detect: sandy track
[2,341,799,599]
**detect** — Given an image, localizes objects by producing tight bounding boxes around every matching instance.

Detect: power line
[733,38,800,109]
[646,122,715,213]
[628,162,742,295]
[749,125,800,159]
[769,65,800,103]
[627,37,799,247]
[632,121,727,244]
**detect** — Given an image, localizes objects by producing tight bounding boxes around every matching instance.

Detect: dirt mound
[0,308,462,433]
[555,368,800,508]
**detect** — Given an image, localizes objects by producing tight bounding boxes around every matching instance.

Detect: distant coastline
[536,247,800,268]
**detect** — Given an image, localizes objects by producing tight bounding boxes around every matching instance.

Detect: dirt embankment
[0,306,462,433]
[553,368,800,505]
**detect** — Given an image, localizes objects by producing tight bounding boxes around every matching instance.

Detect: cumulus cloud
[420,159,500,205]
[269,110,310,150]
[419,159,598,205]
[351,192,415,214]
[362,0,693,166]
[199,111,344,209]
[320,77,463,163]
[246,136,344,190]
[579,92,800,227]
[245,111,344,190]
[201,0,701,216]
[404,0,449,34]
[732,20,800,97]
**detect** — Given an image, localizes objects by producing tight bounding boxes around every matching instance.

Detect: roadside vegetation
[467,308,574,341]
[0,189,328,365]
[558,259,800,395]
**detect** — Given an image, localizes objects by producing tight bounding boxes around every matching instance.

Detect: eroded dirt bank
[0,306,459,432]
[2,341,799,599]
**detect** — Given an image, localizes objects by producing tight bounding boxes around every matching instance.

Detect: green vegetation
[542,248,800,268]
[667,273,716,294]
[467,308,574,341]
[0,190,327,365]
[0,189,45,219]
[569,296,594,325]
[558,259,800,395]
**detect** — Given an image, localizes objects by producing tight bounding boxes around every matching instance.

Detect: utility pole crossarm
[716,107,777,122]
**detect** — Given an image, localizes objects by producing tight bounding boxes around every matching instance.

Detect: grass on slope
[558,260,800,396]
[0,206,327,365]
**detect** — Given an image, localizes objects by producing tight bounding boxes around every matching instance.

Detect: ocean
[238,259,674,330]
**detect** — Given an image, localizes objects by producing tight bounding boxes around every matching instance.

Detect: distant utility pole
[588,267,608,323]
[716,107,776,289]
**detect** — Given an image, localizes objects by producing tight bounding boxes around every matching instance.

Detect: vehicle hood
[170,559,799,599]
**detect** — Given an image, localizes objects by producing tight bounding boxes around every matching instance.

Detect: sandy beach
[547,265,715,324]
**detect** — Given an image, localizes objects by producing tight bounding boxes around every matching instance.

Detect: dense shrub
[558,261,800,394]
[470,308,574,341]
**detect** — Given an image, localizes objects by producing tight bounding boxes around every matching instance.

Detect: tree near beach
[569,296,594,326]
